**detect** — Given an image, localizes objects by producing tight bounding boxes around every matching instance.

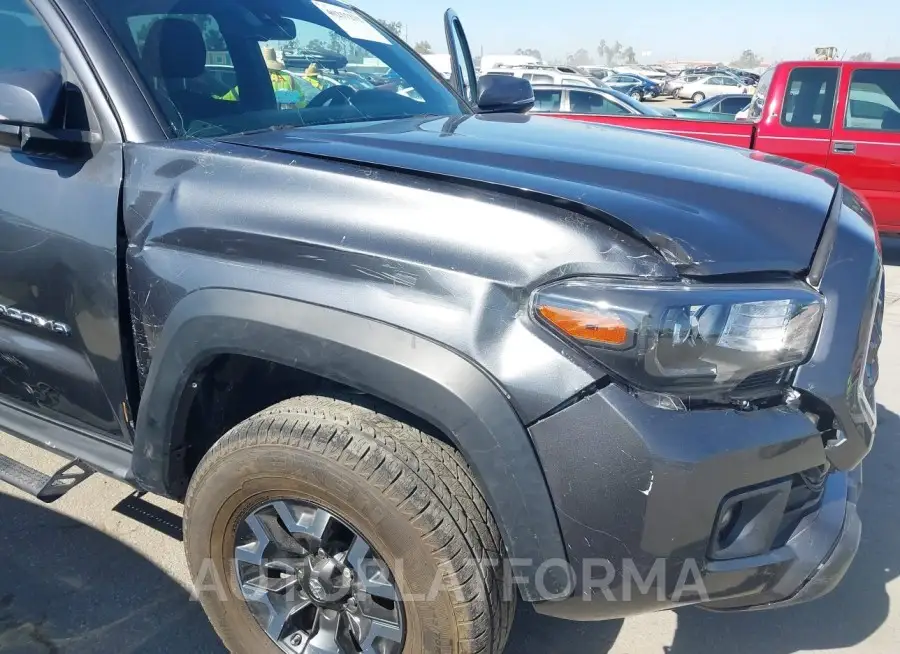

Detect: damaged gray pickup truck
[0,0,885,652]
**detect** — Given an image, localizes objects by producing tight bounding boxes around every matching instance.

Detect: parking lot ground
[2,243,900,654]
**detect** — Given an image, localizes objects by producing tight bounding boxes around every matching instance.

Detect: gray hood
[223,112,839,276]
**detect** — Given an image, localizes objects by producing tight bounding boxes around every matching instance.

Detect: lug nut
[318,548,327,558]
[290,634,303,646]
[346,597,358,613]
[343,567,353,580]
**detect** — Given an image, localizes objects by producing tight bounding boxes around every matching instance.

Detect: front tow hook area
[703,466,862,612]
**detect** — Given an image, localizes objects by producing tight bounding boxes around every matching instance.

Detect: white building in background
[421,53,452,79]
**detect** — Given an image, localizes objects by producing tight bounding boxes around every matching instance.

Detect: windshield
[91,0,469,137]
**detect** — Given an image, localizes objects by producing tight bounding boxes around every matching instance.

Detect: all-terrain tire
[184,394,516,654]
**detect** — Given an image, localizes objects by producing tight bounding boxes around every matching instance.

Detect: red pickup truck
[549,61,900,233]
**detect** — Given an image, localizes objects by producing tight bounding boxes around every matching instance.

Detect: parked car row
[482,63,604,89]
[530,84,677,117]
[676,74,754,102]
[483,63,759,105]
[552,59,900,232]
[601,72,662,100]
[663,67,759,98]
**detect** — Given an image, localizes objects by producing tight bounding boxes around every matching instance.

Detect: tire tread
[184,392,516,654]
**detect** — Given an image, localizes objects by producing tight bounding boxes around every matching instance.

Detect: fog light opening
[717,504,741,547]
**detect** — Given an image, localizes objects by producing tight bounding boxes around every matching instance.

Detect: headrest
[142,18,206,79]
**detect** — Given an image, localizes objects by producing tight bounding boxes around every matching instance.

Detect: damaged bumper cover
[528,386,864,620]
[528,189,882,621]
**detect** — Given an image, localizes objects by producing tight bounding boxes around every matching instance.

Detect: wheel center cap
[299,554,351,607]
[307,578,328,602]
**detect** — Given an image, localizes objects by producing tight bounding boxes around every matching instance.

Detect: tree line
[509,46,899,70]
[512,43,757,69]
[511,41,638,67]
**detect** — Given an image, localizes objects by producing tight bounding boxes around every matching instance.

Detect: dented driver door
[0,0,132,442]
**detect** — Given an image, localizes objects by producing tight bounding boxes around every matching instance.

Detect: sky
[353,0,899,64]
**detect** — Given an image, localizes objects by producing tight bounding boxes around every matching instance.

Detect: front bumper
[701,465,862,612]
[529,190,882,621]
[529,386,864,621]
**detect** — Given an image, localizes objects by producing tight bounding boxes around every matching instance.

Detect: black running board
[0,454,94,503]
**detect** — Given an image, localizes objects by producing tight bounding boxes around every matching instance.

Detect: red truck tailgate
[545,114,755,148]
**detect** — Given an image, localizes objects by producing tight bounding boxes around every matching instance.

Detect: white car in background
[678,74,753,102]
[483,66,602,89]
[580,65,615,80]
[663,73,706,97]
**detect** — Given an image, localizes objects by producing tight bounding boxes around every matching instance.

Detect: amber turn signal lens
[537,304,630,346]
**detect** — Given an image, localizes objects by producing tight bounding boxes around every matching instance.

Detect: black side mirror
[476,75,535,114]
[0,68,97,156]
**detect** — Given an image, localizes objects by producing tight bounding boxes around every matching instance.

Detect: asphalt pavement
[1,242,900,654]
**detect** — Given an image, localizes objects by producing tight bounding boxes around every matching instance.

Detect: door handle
[833,141,856,154]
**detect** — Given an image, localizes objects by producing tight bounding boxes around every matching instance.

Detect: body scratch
[557,508,634,557]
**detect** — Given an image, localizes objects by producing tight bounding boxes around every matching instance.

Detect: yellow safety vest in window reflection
[304,75,325,90]
[217,71,306,109]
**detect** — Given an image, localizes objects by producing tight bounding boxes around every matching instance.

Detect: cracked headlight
[533,279,824,400]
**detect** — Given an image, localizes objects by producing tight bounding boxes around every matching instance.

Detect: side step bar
[0,454,94,503]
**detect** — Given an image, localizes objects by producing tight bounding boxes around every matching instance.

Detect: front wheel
[691,92,705,103]
[630,90,643,101]
[184,395,515,654]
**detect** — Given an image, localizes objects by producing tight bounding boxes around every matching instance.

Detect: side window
[569,91,627,115]
[845,69,900,132]
[781,67,838,129]
[0,0,62,71]
[721,96,751,113]
[531,89,561,112]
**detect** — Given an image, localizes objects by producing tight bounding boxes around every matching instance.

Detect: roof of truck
[772,60,900,69]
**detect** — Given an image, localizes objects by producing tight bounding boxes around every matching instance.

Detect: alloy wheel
[233,500,404,653]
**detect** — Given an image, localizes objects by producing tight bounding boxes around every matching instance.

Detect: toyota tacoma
[0,0,884,652]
